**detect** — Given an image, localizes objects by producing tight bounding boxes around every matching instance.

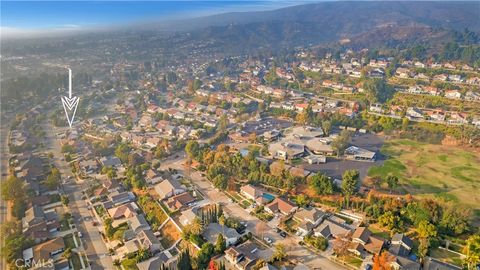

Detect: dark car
[279,231,287,238]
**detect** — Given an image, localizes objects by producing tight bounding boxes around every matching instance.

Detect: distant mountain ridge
[164,1,479,53]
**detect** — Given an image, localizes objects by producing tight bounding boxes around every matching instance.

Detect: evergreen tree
[177,250,192,270]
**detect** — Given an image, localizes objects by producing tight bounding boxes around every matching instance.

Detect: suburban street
[43,121,114,270]
[160,155,347,270]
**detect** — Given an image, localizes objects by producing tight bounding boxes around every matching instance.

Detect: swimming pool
[262,193,275,202]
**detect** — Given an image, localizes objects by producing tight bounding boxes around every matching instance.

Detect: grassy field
[430,248,464,267]
[368,139,480,213]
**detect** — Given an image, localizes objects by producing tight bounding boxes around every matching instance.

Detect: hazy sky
[1,1,313,32]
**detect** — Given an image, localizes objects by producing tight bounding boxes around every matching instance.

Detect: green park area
[368,139,480,215]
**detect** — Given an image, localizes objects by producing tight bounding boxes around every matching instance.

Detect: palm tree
[189,217,204,235]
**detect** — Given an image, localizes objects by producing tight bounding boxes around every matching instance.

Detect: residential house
[203,223,241,246]
[137,253,175,270]
[225,240,269,270]
[165,192,195,211]
[109,191,136,206]
[138,229,162,252]
[127,214,151,234]
[240,185,263,201]
[265,197,297,215]
[350,227,385,256]
[294,208,326,228]
[179,209,197,227]
[406,107,423,119]
[154,179,185,200]
[465,91,480,102]
[389,233,414,257]
[23,237,65,266]
[445,90,462,100]
[314,217,353,239]
[99,156,121,168]
[108,202,138,220]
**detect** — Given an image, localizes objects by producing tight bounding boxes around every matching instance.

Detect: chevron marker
[61,68,80,128]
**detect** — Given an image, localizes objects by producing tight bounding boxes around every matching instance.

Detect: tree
[272,243,286,262]
[296,111,309,126]
[185,141,200,160]
[309,173,334,195]
[63,248,72,260]
[1,176,25,201]
[332,129,351,156]
[378,211,403,232]
[217,115,228,133]
[61,195,69,206]
[295,194,310,207]
[189,217,204,235]
[342,169,359,206]
[197,243,215,269]
[104,218,115,239]
[439,204,471,236]
[363,77,393,104]
[417,220,437,239]
[463,234,480,270]
[44,166,61,190]
[215,234,226,254]
[177,250,192,270]
[322,120,332,136]
[372,251,394,270]
[385,175,399,192]
[213,174,228,190]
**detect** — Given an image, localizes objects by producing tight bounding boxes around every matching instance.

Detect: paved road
[43,122,114,270]
[161,156,347,270]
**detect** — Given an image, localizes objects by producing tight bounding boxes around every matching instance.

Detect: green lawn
[367,139,480,212]
[343,255,363,268]
[368,225,390,240]
[64,234,77,249]
[70,252,83,270]
[121,258,139,270]
[430,248,463,267]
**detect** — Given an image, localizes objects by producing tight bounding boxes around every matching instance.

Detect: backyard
[158,220,182,249]
[367,139,480,213]
[137,195,168,231]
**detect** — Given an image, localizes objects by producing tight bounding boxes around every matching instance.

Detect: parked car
[279,231,287,238]
[263,237,273,245]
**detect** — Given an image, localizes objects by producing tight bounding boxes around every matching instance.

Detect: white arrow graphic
[61,68,80,128]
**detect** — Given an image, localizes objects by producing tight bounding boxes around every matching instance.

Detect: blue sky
[1,1,310,30]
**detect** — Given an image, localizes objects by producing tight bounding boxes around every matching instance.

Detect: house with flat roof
[344,146,376,162]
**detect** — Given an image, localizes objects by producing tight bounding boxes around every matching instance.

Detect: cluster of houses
[370,103,480,127]
[238,184,427,270]
[399,85,480,102]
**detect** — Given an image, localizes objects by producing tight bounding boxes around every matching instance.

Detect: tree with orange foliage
[372,251,395,270]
